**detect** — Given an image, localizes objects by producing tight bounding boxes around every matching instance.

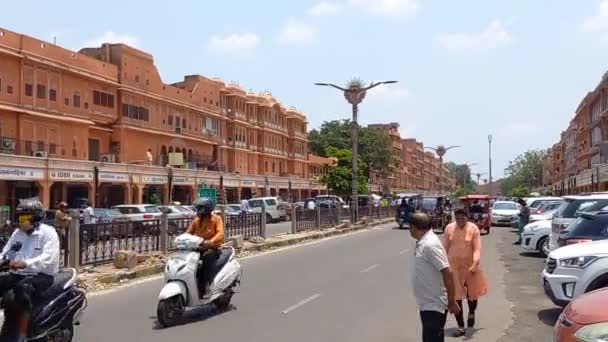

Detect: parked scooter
[157,234,242,328]
[0,242,87,341]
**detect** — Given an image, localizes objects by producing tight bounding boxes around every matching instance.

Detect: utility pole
[488,135,493,195]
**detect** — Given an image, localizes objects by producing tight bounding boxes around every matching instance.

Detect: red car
[554,287,608,341]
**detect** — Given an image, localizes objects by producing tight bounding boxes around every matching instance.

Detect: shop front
[0,166,45,216]
[49,170,94,209]
[141,175,168,205]
[172,176,195,205]
[240,180,256,200]
[97,172,130,207]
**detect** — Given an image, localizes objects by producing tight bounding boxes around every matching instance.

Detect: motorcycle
[396,208,410,229]
[157,234,242,328]
[0,242,87,341]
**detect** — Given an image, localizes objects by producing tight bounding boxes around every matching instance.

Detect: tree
[308,120,392,177]
[320,146,368,198]
[504,149,546,189]
[511,186,530,198]
[446,162,473,187]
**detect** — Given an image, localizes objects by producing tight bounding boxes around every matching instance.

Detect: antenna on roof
[53,36,57,45]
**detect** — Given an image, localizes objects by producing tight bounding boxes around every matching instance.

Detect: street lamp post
[315,79,398,223]
[488,135,493,195]
[425,145,460,195]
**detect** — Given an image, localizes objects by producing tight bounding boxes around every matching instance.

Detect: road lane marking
[360,264,379,273]
[399,249,409,255]
[281,294,321,314]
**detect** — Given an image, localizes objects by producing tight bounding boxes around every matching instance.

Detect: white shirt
[307,201,315,210]
[413,230,449,313]
[240,200,249,213]
[0,223,60,276]
[83,206,96,224]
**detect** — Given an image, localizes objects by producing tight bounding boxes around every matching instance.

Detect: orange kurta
[443,222,488,301]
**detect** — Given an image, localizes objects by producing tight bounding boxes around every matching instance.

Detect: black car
[558,211,608,247]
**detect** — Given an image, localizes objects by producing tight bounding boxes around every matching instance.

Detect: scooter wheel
[157,296,184,328]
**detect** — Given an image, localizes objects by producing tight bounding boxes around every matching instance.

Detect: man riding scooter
[0,204,59,341]
[185,198,224,298]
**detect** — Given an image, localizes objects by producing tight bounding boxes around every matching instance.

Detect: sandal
[452,328,466,337]
[467,312,476,328]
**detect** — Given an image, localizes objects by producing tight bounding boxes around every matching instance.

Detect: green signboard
[197,186,217,207]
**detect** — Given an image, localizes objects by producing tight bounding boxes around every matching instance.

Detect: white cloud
[349,0,418,17]
[307,1,342,16]
[582,0,608,42]
[436,19,513,53]
[276,18,319,46]
[83,31,139,47]
[207,32,260,56]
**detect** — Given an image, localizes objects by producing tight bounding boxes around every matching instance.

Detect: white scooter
[157,234,242,328]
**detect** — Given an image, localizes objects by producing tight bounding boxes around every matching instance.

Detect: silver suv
[549,195,608,252]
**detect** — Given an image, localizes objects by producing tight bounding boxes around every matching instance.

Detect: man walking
[514,198,530,245]
[410,212,460,342]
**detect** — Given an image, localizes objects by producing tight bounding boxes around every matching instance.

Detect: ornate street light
[315,79,398,222]
[425,145,460,195]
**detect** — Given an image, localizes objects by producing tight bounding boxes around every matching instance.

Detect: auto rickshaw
[459,194,492,235]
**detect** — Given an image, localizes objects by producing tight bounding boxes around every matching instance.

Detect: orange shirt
[186,214,224,248]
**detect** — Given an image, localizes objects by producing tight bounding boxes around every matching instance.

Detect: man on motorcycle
[185,198,224,297]
[0,205,60,341]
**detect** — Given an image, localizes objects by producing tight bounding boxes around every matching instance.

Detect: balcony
[392,141,402,149]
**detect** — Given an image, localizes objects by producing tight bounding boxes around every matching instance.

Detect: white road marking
[399,249,409,255]
[360,264,379,273]
[281,293,321,314]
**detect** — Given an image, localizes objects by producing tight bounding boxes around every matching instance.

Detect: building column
[236,187,242,202]
[124,183,133,204]
[134,184,144,204]
[87,182,95,206]
[36,180,53,209]
[162,184,170,205]
[188,184,197,204]
[61,183,68,203]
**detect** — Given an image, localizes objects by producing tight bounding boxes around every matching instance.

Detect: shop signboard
[0,167,44,180]
[223,179,240,187]
[49,170,94,181]
[241,180,256,187]
[142,175,168,184]
[98,172,129,183]
[173,176,195,185]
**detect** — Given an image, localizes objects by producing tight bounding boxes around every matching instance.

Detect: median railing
[63,204,393,268]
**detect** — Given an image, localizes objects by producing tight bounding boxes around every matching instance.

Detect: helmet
[193,198,214,217]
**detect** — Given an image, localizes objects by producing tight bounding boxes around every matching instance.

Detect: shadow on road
[151,305,237,330]
[537,308,562,327]
[519,251,544,259]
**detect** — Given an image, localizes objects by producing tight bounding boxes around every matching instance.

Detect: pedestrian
[307,199,316,210]
[410,212,460,342]
[443,208,489,337]
[146,148,153,166]
[54,202,71,261]
[514,198,530,245]
[83,201,96,225]
[240,199,249,214]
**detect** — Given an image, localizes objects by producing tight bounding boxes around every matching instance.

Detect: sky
[2,1,608,179]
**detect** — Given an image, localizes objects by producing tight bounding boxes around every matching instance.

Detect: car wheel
[537,236,550,258]
[586,274,608,293]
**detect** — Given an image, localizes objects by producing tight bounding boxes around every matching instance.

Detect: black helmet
[193,198,214,217]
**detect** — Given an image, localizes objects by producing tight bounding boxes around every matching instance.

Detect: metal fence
[295,208,317,232]
[80,220,160,266]
[0,226,67,267]
[320,207,338,227]
[339,206,352,221]
[224,213,263,238]
[168,218,190,250]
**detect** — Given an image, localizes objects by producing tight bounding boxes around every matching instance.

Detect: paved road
[76,223,512,341]
[265,221,291,237]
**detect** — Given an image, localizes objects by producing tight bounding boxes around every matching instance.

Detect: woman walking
[443,208,489,337]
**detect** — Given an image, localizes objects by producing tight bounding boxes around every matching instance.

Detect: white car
[520,219,552,257]
[542,239,608,307]
[491,201,520,226]
[248,197,287,223]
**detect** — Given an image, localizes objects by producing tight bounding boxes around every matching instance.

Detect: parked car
[542,239,608,307]
[159,205,196,220]
[316,195,349,209]
[213,205,240,216]
[530,208,558,223]
[533,201,563,215]
[111,204,163,234]
[557,212,608,248]
[550,194,608,253]
[554,287,608,341]
[520,218,553,257]
[490,201,520,226]
[248,197,287,223]
[93,208,129,224]
[526,196,562,210]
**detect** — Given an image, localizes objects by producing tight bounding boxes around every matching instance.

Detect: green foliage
[149,192,161,205]
[321,147,369,197]
[511,186,530,198]
[446,162,473,186]
[308,120,392,176]
[502,149,546,195]
[452,183,476,197]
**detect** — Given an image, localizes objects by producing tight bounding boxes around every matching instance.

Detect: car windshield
[422,198,437,210]
[106,209,123,217]
[493,203,517,210]
[265,199,277,206]
[555,199,608,218]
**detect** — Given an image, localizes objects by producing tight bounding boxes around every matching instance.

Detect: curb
[80,217,395,287]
